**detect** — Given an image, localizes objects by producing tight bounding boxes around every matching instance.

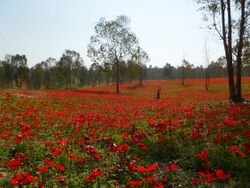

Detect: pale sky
[0,0,224,68]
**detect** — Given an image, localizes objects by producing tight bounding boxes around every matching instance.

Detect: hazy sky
[0,0,224,68]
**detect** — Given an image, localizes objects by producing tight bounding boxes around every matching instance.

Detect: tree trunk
[182,70,185,85]
[139,67,143,85]
[116,60,120,93]
[235,0,246,102]
[221,0,236,102]
[227,0,237,102]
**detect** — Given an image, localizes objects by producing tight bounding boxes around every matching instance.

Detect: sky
[0,0,224,68]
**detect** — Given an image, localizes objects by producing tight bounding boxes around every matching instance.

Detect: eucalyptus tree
[126,60,140,82]
[89,62,104,86]
[196,0,250,102]
[0,59,13,88]
[179,59,194,86]
[57,50,83,89]
[42,57,56,89]
[163,63,174,79]
[30,63,44,89]
[88,15,139,93]
[131,47,150,85]
[10,54,28,88]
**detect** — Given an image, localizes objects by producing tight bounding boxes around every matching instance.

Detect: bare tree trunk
[156,87,161,99]
[235,0,246,102]
[221,0,236,102]
[116,60,120,93]
[203,41,210,91]
[205,70,209,91]
[182,70,185,86]
[227,0,237,102]
[139,67,143,85]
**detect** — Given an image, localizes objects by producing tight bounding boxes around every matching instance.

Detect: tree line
[1,51,249,90]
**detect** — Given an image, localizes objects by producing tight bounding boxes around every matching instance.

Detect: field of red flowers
[0,78,250,187]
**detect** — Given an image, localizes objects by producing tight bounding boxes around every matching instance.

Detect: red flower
[108,144,118,152]
[43,141,53,146]
[93,153,101,159]
[84,169,104,182]
[129,162,158,173]
[132,156,141,162]
[192,179,201,184]
[127,180,143,186]
[17,153,29,162]
[77,158,86,163]
[215,169,231,179]
[143,176,155,182]
[5,158,22,170]
[235,151,245,158]
[55,164,65,171]
[158,178,168,184]
[66,153,78,159]
[14,133,23,143]
[118,143,131,152]
[37,166,49,173]
[84,175,95,182]
[90,170,103,177]
[198,171,216,182]
[192,131,204,139]
[164,163,179,172]
[43,160,55,166]
[10,172,38,186]
[197,150,208,161]
[229,145,238,152]
[202,162,212,168]
[55,176,66,181]
[229,145,245,157]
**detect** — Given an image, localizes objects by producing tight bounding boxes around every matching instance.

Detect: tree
[80,65,88,86]
[196,0,250,102]
[131,47,149,85]
[57,50,83,89]
[0,59,13,88]
[126,60,139,82]
[209,57,227,77]
[203,41,210,90]
[42,58,56,89]
[30,63,44,89]
[179,59,193,85]
[242,31,250,75]
[10,54,28,88]
[163,63,174,79]
[90,63,104,86]
[88,15,139,93]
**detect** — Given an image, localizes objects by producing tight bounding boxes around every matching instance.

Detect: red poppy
[5,158,22,170]
[197,150,208,161]
[10,172,38,186]
[192,179,201,184]
[229,145,238,152]
[90,169,103,177]
[215,169,231,179]
[158,178,168,184]
[55,164,65,171]
[164,163,179,172]
[127,180,143,186]
[84,169,104,182]
[37,166,49,173]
